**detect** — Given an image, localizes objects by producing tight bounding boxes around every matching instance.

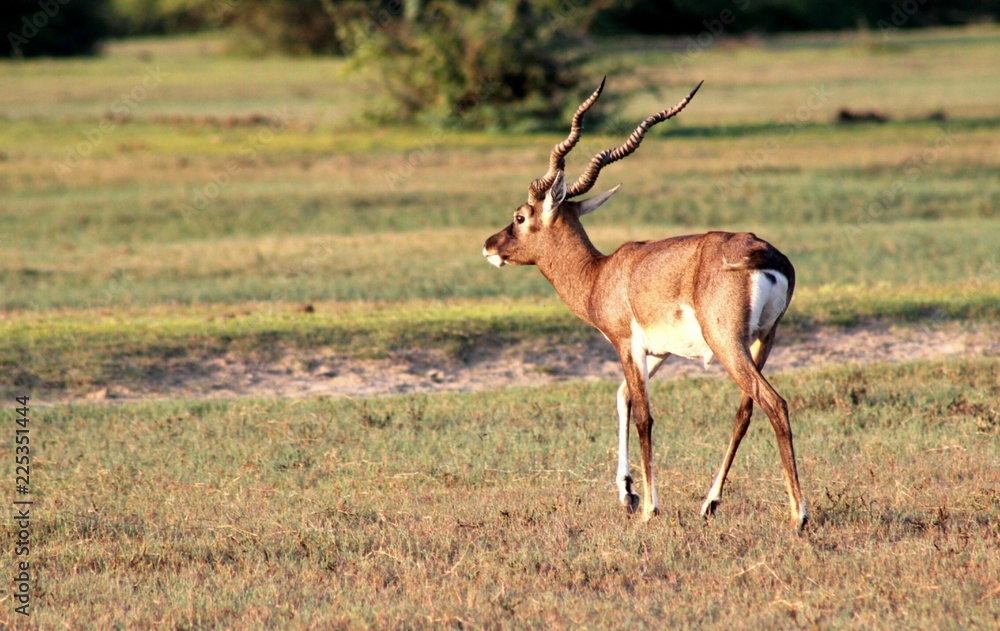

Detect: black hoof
[623,493,640,515]
[795,514,809,533]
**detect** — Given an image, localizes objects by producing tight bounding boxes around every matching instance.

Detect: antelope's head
[483,78,702,268]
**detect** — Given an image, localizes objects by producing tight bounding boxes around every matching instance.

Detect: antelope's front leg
[615,379,640,514]
[620,347,659,521]
[615,356,667,514]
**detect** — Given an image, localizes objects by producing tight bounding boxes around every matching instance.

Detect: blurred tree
[351,0,610,129]
[109,0,215,35]
[222,0,358,56]
[592,0,1000,35]
[2,0,113,57]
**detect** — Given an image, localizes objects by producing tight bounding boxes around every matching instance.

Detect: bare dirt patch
[84,320,999,402]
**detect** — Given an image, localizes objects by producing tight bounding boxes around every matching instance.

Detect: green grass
[1,218,998,310]
[2,30,998,316]
[3,282,999,400]
[8,359,999,628]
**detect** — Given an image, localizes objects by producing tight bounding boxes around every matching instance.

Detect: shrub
[352,0,600,130]
[109,0,216,36]
[223,0,358,56]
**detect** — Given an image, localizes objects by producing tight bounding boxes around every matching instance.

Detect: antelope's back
[621,232,794,343]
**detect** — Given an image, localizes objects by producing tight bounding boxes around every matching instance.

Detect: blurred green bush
[349,0,600,129]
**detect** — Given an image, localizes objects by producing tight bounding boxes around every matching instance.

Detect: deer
[482,79,807,530]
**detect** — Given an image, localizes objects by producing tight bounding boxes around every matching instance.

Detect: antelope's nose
[482,246,505,268]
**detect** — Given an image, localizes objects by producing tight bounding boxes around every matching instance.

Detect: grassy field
[0,25,999,628]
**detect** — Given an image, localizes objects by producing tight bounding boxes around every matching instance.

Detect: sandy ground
[86,320,999,402]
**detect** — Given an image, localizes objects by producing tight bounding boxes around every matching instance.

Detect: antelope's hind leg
[701,392,754,519]
[701,332,775,518]
[707,330,807,529]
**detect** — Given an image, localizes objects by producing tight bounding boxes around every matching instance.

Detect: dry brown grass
[8,359,997,628]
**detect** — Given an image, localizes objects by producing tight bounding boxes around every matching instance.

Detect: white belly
[629,270,789,368]
[631,305,714,365]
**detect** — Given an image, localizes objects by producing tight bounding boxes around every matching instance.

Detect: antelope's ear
[542,171,567,224]
[578,184,621,216]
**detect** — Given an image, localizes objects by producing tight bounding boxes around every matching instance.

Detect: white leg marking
[616,355,668,514]
[649,470,660,517]
[615,351,667,519]
[645,356,665,519]
[701,474,725,517]
[624,339,661,522]
[615,379,635,510]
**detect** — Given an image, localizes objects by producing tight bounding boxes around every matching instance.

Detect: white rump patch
[748,270,789,340]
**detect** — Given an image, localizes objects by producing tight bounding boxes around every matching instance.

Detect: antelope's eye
[515,214,525,225]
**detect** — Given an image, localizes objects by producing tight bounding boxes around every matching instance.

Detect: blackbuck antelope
[482,79,807,529]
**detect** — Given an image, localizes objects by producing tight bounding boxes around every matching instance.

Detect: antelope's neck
[536,229,604,325]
